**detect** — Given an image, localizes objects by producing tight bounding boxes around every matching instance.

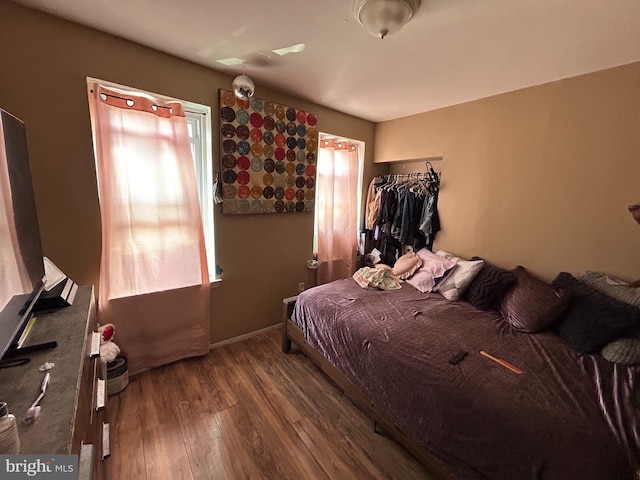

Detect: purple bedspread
[292,279,640,480]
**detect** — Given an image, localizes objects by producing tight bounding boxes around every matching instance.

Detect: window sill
[209,277,222,289]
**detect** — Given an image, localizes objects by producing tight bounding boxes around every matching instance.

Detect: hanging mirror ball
[232,75,255,100]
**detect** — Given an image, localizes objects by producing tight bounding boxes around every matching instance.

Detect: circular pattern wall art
[218,89,318,215]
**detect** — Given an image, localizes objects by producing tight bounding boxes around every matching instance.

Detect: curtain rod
[90,89,207,116]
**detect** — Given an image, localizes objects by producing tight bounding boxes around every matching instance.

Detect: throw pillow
[551,272,640,354]
[601,338,640,366]
[498,266,569,333]
[434,251,484,301]
[391,251,422,280]
[579,271,640,308]
[464,258,518,310]
[405,248,457,293]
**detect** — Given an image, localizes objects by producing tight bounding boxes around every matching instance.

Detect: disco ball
[232,74,255,100]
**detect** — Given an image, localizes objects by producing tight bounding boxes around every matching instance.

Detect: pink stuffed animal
[98,323,120,363]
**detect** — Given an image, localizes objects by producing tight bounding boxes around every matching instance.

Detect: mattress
[292,279,640,479]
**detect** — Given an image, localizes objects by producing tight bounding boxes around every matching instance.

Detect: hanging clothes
[364,164,441,265]
[365,177,381,230]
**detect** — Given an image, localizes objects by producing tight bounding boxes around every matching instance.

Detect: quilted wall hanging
[218,89,318,215]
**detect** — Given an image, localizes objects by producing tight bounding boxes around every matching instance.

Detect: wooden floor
[104,328,436,480]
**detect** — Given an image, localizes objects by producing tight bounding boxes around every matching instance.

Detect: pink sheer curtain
[87,82,210,374]
[0,118,31,308]
[316,139,360,284]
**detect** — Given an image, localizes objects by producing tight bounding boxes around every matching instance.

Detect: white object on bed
[434,250,485,301]
[405,248,456,293]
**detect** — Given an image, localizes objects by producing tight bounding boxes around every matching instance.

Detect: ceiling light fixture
[353,0,421,39]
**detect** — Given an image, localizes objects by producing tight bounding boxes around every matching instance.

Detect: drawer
[72,331,98,453]
[0,287,107,480]
[79,421,110,480]
[74,327,109,479]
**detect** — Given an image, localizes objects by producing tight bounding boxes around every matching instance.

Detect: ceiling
[11,0,640,122]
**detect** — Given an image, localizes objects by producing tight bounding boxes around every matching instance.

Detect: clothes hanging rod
[384,172,431,177]
[380,172,440,183]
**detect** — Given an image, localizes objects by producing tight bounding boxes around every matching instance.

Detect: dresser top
[0,286,94,454]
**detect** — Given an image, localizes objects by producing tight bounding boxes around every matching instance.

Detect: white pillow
[434,250,484,300]
[405,248,456,293]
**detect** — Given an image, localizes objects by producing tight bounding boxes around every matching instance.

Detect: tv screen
[0,108,45,359]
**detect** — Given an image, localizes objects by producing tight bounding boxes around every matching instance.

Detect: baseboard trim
[128,324,281,378]
[209,323,280,350]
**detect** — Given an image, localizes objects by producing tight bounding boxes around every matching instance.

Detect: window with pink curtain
[316,139,361,284]
[87,81,210,374]
[0,119,31,309]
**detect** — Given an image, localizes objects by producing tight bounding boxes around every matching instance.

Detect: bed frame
[281,295,455,480]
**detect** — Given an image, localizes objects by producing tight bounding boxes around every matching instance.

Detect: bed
[281,260,640,480]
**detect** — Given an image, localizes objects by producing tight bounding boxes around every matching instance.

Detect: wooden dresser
[0,285,109,479]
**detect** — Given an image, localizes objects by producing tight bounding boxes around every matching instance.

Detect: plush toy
[98,323,120,363]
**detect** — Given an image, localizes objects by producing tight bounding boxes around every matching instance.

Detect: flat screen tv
[0,108,46,359]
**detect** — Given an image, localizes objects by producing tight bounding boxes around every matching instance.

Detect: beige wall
[378,62,640,282]
[0,1,381,343]
[4,1,637,345]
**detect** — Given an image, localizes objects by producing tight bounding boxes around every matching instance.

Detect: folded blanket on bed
[352,266,401,290]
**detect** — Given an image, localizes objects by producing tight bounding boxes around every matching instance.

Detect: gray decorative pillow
[601,338,640,366]
[580,271,640,308]
[434,251,484,301]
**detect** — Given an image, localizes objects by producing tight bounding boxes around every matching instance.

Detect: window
[313,134,364,283]
[314,135,365,252]
[185,107,216,281]
[87,78,216,285]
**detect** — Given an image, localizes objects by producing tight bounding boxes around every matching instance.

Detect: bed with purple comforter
[287,278,640,480]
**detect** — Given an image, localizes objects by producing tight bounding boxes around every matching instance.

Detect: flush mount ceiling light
[353,0,421,39]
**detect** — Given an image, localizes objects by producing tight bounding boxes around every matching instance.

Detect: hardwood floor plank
[189,355,237,413]
[229,359,330,479]
[105,329,436,480]
[292,415,381,479]
[141,421,193,480]
[166,355,240,418]
[136,365,184,429]
[177,405,232,480]
[214,404,276,480]
[244,358,304,425]
[104,376,147,480]
[340,428,433,479]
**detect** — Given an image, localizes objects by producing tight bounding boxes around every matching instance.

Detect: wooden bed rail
[281,295,297,353]
[281,295,455,480]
